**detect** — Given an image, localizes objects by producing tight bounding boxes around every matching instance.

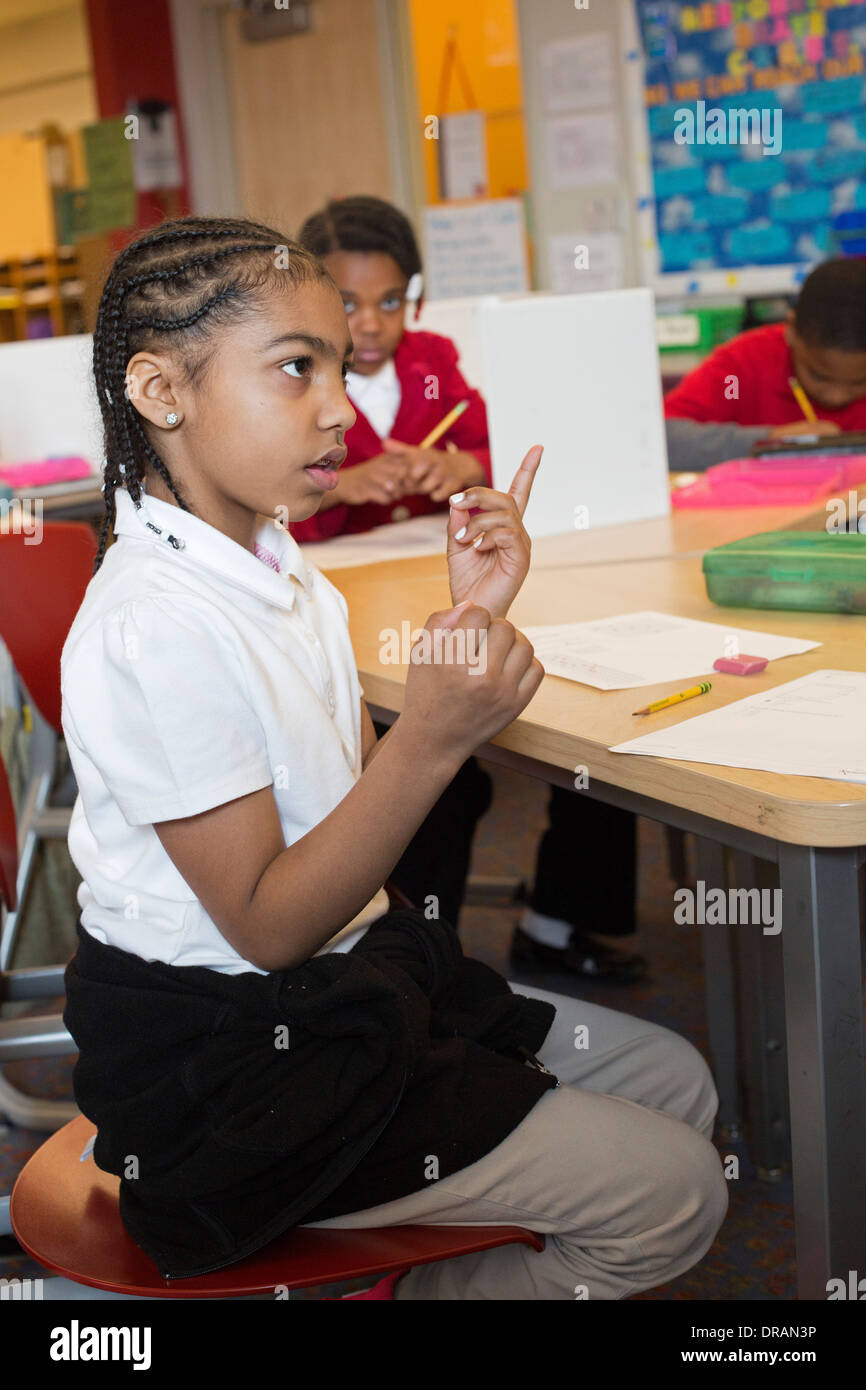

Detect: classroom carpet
[2,761,864,1301]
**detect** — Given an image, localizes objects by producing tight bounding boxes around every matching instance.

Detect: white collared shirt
[60,488,389,975]
[345,358,401,440]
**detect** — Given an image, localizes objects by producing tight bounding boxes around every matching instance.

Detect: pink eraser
[713,655,769,675]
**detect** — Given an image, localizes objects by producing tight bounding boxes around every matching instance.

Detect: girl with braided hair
[59,216,725,1298]
[67,211,543,973]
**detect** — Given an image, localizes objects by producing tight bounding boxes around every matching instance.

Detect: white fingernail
[449,492,465,505]
[473,535,483,549]
[455,526,467,540]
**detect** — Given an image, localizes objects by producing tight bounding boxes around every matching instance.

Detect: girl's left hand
[447,445,544,619]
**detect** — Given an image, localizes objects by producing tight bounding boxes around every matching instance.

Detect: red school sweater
[663,322,866,431]
[289,329,492,544]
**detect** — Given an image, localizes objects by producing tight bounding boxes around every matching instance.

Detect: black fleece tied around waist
[63,909,558,1279]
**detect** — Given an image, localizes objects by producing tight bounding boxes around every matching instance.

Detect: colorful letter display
[635,1,866,273]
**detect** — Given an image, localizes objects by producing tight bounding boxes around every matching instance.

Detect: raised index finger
[509,445,544,517]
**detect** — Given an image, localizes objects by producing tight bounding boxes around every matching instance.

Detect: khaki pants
[302,983,729,1300]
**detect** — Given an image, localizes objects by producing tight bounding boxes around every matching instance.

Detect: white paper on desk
[540,34,615,113]
[611,670,866,784]
[546,113,619,190]
[298,513,448,570]
[521,612,820,691]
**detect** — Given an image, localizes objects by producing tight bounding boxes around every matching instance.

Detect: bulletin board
[632,0,866,296]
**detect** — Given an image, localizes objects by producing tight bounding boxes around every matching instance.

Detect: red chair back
[0,523,96,734]
[0,754,17,911]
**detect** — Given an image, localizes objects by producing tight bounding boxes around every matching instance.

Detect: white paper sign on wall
[422,198,529,301]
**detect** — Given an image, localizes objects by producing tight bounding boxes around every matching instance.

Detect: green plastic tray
[703,530,866,614]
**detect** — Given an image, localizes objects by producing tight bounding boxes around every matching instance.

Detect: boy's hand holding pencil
[446,445,544,620]
[766,378,842,441]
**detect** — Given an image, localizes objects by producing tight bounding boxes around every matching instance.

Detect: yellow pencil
[419,399,470,449]
[633,681,712,717]
[788,376,817,423]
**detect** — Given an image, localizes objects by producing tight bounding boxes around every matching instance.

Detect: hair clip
[406,272,424,322]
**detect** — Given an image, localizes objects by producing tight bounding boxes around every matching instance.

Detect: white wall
[515,0,641,293]
[0,2,96,136]
[169,0,418,222]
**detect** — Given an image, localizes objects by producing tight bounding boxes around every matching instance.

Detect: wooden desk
[317,488,846,578]
[329,543,866,1301]
[299,477,849,577]
[528,496,830,570]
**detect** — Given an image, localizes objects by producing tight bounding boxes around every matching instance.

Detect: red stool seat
[11,1115,544,1298]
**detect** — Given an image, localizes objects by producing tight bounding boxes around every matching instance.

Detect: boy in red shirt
[664,259,866,469]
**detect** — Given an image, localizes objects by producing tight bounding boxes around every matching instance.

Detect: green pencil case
[703,530,866,614]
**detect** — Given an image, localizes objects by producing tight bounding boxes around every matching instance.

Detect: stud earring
[165,412,179,426]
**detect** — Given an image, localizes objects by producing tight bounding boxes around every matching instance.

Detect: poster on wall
[130,102,183,192]
[548,232,625,295]
[422,198,529,300]
[635,0,866,275]
[540,33,616,113]
[438,112,488,200]
[546,111,620,190]
[56,117,136,242]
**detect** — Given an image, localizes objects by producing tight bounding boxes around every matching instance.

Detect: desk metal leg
[694,837,741,1138]
[730,852,790,1180]
[402,737,866,1300]
[779,844,866,1300]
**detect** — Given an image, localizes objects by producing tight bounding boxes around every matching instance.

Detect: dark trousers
[375,721,493,928]
[529,786,637,938]
[379,725,637,937]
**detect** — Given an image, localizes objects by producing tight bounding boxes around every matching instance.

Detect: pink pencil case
[672,454,866,508]
[0,456,93,487]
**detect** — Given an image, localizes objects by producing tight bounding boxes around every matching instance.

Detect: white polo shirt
[60,487,389,975]
[345,358,400,440]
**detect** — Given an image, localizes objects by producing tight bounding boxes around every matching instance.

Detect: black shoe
[509,925,649,983]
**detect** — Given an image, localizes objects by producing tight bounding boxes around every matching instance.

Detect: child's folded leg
[302,994,727,1300]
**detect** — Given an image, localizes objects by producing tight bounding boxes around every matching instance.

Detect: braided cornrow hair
[91,215,330,572]
[297,196,422,283]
